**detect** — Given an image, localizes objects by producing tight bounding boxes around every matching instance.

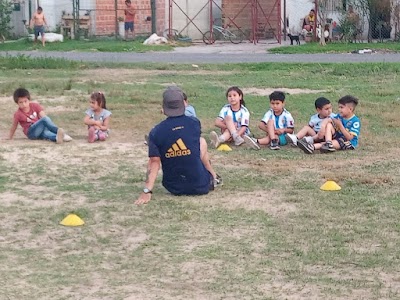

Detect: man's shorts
[125,22,134,31]
[34,26,45,37]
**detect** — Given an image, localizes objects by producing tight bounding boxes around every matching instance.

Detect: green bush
[0,0,13,39]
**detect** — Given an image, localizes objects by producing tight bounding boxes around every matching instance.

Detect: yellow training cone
[320,180,341,191]
[60,214,85,227]
[217,144,232,151]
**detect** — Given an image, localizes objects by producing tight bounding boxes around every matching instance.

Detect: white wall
[165,0,213,40]
[284,0,314,34]
[33,0,95,31]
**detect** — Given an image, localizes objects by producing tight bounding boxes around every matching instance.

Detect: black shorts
[125,22,134,31]
[334,136,355,150]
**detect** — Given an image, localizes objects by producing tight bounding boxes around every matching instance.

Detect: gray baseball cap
[162,86,185,117]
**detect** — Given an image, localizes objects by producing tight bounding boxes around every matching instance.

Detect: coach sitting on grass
[135,86,222,205]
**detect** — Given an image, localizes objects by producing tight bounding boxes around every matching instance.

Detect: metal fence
[62,0,152,39]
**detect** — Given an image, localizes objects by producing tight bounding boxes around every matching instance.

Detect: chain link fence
[323,0,394,43]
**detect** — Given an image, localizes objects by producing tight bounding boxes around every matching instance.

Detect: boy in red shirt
[124,0,136,40]
[9,88,72,143]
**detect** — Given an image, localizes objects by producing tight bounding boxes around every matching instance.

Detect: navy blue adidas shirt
[148,115,212,195]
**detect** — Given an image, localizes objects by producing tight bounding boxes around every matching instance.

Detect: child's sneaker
[298,138,315,154]
[210,131,221,148]
[88,127,96,143]
[243,135,261,150]
[303,136,314,144]
[63,134,73,142]
[320,141,336,153]
[270,140,280,150]
[56,128,64,144]
[234,135,245,146]
[98,131,107,141]
[214,174,223,187]
[285,133,298,146]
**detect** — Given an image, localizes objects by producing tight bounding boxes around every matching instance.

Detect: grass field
[0,58,400,299]
[2,37,400,55]
[0,37,175,52]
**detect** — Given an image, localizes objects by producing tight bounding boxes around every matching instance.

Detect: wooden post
[115,0,118,39]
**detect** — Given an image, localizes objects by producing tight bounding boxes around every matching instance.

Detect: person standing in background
[124,0,136,40]
[30,7,47,47]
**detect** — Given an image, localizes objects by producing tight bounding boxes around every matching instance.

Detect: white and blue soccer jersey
[261,108,294,129]
[218,104,250,135]
[334,114,361,147]
[309,113,336,132]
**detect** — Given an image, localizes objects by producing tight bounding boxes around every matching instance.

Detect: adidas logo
[165,138,192,158]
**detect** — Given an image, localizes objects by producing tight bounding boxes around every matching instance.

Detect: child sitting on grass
[285,97,335,146]
[8,88,72,143]
[84,92,112,143]
[210,86,254,149]
[183,92,197,118]
[297,95,361,154]
[244,91,294,150]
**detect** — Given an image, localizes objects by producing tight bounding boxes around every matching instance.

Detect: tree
[0,0,13,42]
[313,0,332,45]
[315,0,330,46]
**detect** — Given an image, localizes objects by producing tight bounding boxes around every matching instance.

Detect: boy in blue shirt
[183,92,197,118]
[298,95,361,154]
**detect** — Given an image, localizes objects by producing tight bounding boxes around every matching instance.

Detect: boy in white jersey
[297,95,361,154]
[285,97,335,146]
[244,91,294,150]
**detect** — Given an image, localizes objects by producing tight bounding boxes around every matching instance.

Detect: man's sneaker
[243,135,261,150]
[63,134,73,142]
[297,138,315,154]
[270,140,280,150]
[144,134,149,145]
[56,128,64,144]
[285,133,298,146]
[210,131,221,148]
[88,127,96,143]
[234,135,245,146]
[214,174,223,187]
[320,141,336,153]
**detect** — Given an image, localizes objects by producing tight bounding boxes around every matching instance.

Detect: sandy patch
[79,68,234,83]
[197,189,296,217]
[243,87,326,96]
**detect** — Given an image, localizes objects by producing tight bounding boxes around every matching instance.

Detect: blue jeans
[27,116,59,142]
